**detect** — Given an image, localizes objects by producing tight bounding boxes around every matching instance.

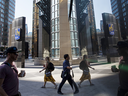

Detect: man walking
[115,41,128,96]
[57,54,79,95]
[0,46,25,96]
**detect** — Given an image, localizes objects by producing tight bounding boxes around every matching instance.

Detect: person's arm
[86,61,95,70]
[39,62,48,73]
[67,66,72,70]
[18,72,26,77]
[0,78,8,96]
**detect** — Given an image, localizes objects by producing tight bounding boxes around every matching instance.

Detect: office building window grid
[68,0,80,57]
[51,0,60,58]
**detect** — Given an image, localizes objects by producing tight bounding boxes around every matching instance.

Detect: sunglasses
[12,52,18,55]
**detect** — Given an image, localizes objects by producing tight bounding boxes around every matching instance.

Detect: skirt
[80,72,91,81]
[44,74,55,82]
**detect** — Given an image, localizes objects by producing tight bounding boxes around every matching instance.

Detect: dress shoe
[74,90,79,94]
[57,91,63,95]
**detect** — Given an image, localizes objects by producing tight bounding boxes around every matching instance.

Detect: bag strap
[2,62,18,74]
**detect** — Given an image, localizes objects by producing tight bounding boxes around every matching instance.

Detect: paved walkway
[0,58,119,96]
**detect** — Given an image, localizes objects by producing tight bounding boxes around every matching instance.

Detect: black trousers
[13,92,21,96]
[58,74,79,92]
[117,87,128,96]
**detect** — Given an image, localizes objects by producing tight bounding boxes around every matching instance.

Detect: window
[123,12,126,16]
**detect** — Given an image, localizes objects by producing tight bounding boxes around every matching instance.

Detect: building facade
[87,0,98,54]
[34,0,97,60]
[0,0,15,46]
[32,0,39,57]
[110,0,128,39]
[102,13,121,62]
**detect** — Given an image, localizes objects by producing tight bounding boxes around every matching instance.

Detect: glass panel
[57,33,59,39]
[52,33,54,40]
[55,40,57,48]
[57,24,60,31]
[52,41,54,48]
[74,25,77,31]
[55,11,57,18]
[55,18,57,24]
[55,25,57,31]
[52,49,55,57]
[57,18,59,24]
[52,6,54,12]
[52,19,54,25]
[75,32,78,39]
[57,0,59,3]
[52,26,54,32]
[56,49,59,57]
[57,40,59,47]
[76,40,78,47]
[73,19,76,24]
[55,4,57,11]
[70,25,73,30]
[73,11,76,17]
[72,40,75,47]
[55,0,57,4]
[72,5,75,11]
[71,32,74,39]
[57,10,59,17]
[52,0,54,5]
[76,48,79,56]
[52,12,54,19]
[70,18,73,24]
[55,32,58,40]
[55,49,59,57]
[57,4,59,10]
[72,48,76,56]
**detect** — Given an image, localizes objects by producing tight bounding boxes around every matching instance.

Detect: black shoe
[74,90,79,94]
[57,91,63,95]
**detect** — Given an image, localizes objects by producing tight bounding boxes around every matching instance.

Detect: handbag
[83,70,89,75]
[61,71,67,78]
[45,71,51,77]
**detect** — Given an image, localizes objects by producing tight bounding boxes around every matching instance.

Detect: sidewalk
[16,59,119,96]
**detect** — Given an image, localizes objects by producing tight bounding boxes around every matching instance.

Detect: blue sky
[15,0,112,32]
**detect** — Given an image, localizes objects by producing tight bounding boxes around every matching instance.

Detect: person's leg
[58,78,67,92]
[88,79,94,86]
[67,75,79,94]
[41,81,46,88]
[117,87,128,96]
[72,80,79,92]
[67,75,73,89]
[51,81,57,89]
[78,80,84,88]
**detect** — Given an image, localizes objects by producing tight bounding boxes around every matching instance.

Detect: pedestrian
[39,57,57,89]
[78,55,95,88]
[0,46,25,96]
[115,41,128,96]
[57,54,79,95]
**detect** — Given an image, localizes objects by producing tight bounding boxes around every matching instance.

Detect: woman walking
[78,55,95,88]
[39,57,57,88]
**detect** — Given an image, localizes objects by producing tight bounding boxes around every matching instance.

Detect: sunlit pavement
[0,58,119,96]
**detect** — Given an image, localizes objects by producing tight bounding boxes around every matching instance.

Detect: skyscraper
[35,0,97,61]
[32,0,39,57]
[0,0,15,46]
[87,0,98,54]
[110,0,128,39]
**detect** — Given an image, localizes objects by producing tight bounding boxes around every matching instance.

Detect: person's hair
[64,54,69,59]
[45,57,50,61]
[83,55,87,60]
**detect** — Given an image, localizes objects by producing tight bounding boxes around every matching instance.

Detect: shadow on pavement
[19,72,119,96]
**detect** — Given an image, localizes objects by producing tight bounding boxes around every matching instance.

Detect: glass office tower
[0,0,15,46]
[110,0,128,39]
